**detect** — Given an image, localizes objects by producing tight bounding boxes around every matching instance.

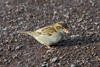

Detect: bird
[17,22,69,49]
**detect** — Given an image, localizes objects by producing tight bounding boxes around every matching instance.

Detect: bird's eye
[61,27,64,29]
[61,27,65,29]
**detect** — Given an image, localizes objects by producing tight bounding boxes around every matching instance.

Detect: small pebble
[51,57,58,63]
[78,18,82,22]
[45,63,49,67]
[12,54,18,59]
[76,34,80,37]
[46,49,54,53]
[70,35,76,39]
[42,64,46,67]
[58,63,61,65]
[15,45,23,50]
[41,63,49,67]
[98,58,100,61]
[54,11,57,14]
[63,14,69,18]
[71,64,76,67]
[94,23,99,25]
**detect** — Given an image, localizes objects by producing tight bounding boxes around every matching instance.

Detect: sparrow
[17,22,69,49]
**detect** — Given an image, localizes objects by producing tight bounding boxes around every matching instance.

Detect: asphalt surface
[0,0,100,67]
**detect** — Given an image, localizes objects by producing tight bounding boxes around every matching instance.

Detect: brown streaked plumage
[17,22,69,49]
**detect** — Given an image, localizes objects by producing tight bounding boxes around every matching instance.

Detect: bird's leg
[45,45,53,49]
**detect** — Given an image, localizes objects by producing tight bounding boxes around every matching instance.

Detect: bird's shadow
[58,35,100,47]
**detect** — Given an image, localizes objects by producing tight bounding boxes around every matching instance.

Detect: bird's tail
[17,31,35,36]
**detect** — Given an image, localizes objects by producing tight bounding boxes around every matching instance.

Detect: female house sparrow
[17,22,69,49]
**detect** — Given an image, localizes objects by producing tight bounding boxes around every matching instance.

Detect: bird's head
[54,22,69,34]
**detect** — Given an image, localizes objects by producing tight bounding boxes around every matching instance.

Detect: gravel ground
[0,0,100,67]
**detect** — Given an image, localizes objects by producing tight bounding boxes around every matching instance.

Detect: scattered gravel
[0,0,100,67]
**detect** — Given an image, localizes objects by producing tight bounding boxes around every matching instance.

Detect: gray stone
[51,57,58,63]
[71,64,76,67]
[46,49,54,53]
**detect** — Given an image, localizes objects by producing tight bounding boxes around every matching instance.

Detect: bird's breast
[33,33,63,46]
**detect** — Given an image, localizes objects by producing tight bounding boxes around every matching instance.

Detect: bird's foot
[46,45,54,49]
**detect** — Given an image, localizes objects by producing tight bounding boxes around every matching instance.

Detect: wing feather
[35,26,56,36]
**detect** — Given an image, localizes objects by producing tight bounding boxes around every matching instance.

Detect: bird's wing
[35,26,56,36]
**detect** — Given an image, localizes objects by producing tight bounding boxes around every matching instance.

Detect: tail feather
[17,31,34,36]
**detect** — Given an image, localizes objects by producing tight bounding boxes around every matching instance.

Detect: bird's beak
[63,29,69,34]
